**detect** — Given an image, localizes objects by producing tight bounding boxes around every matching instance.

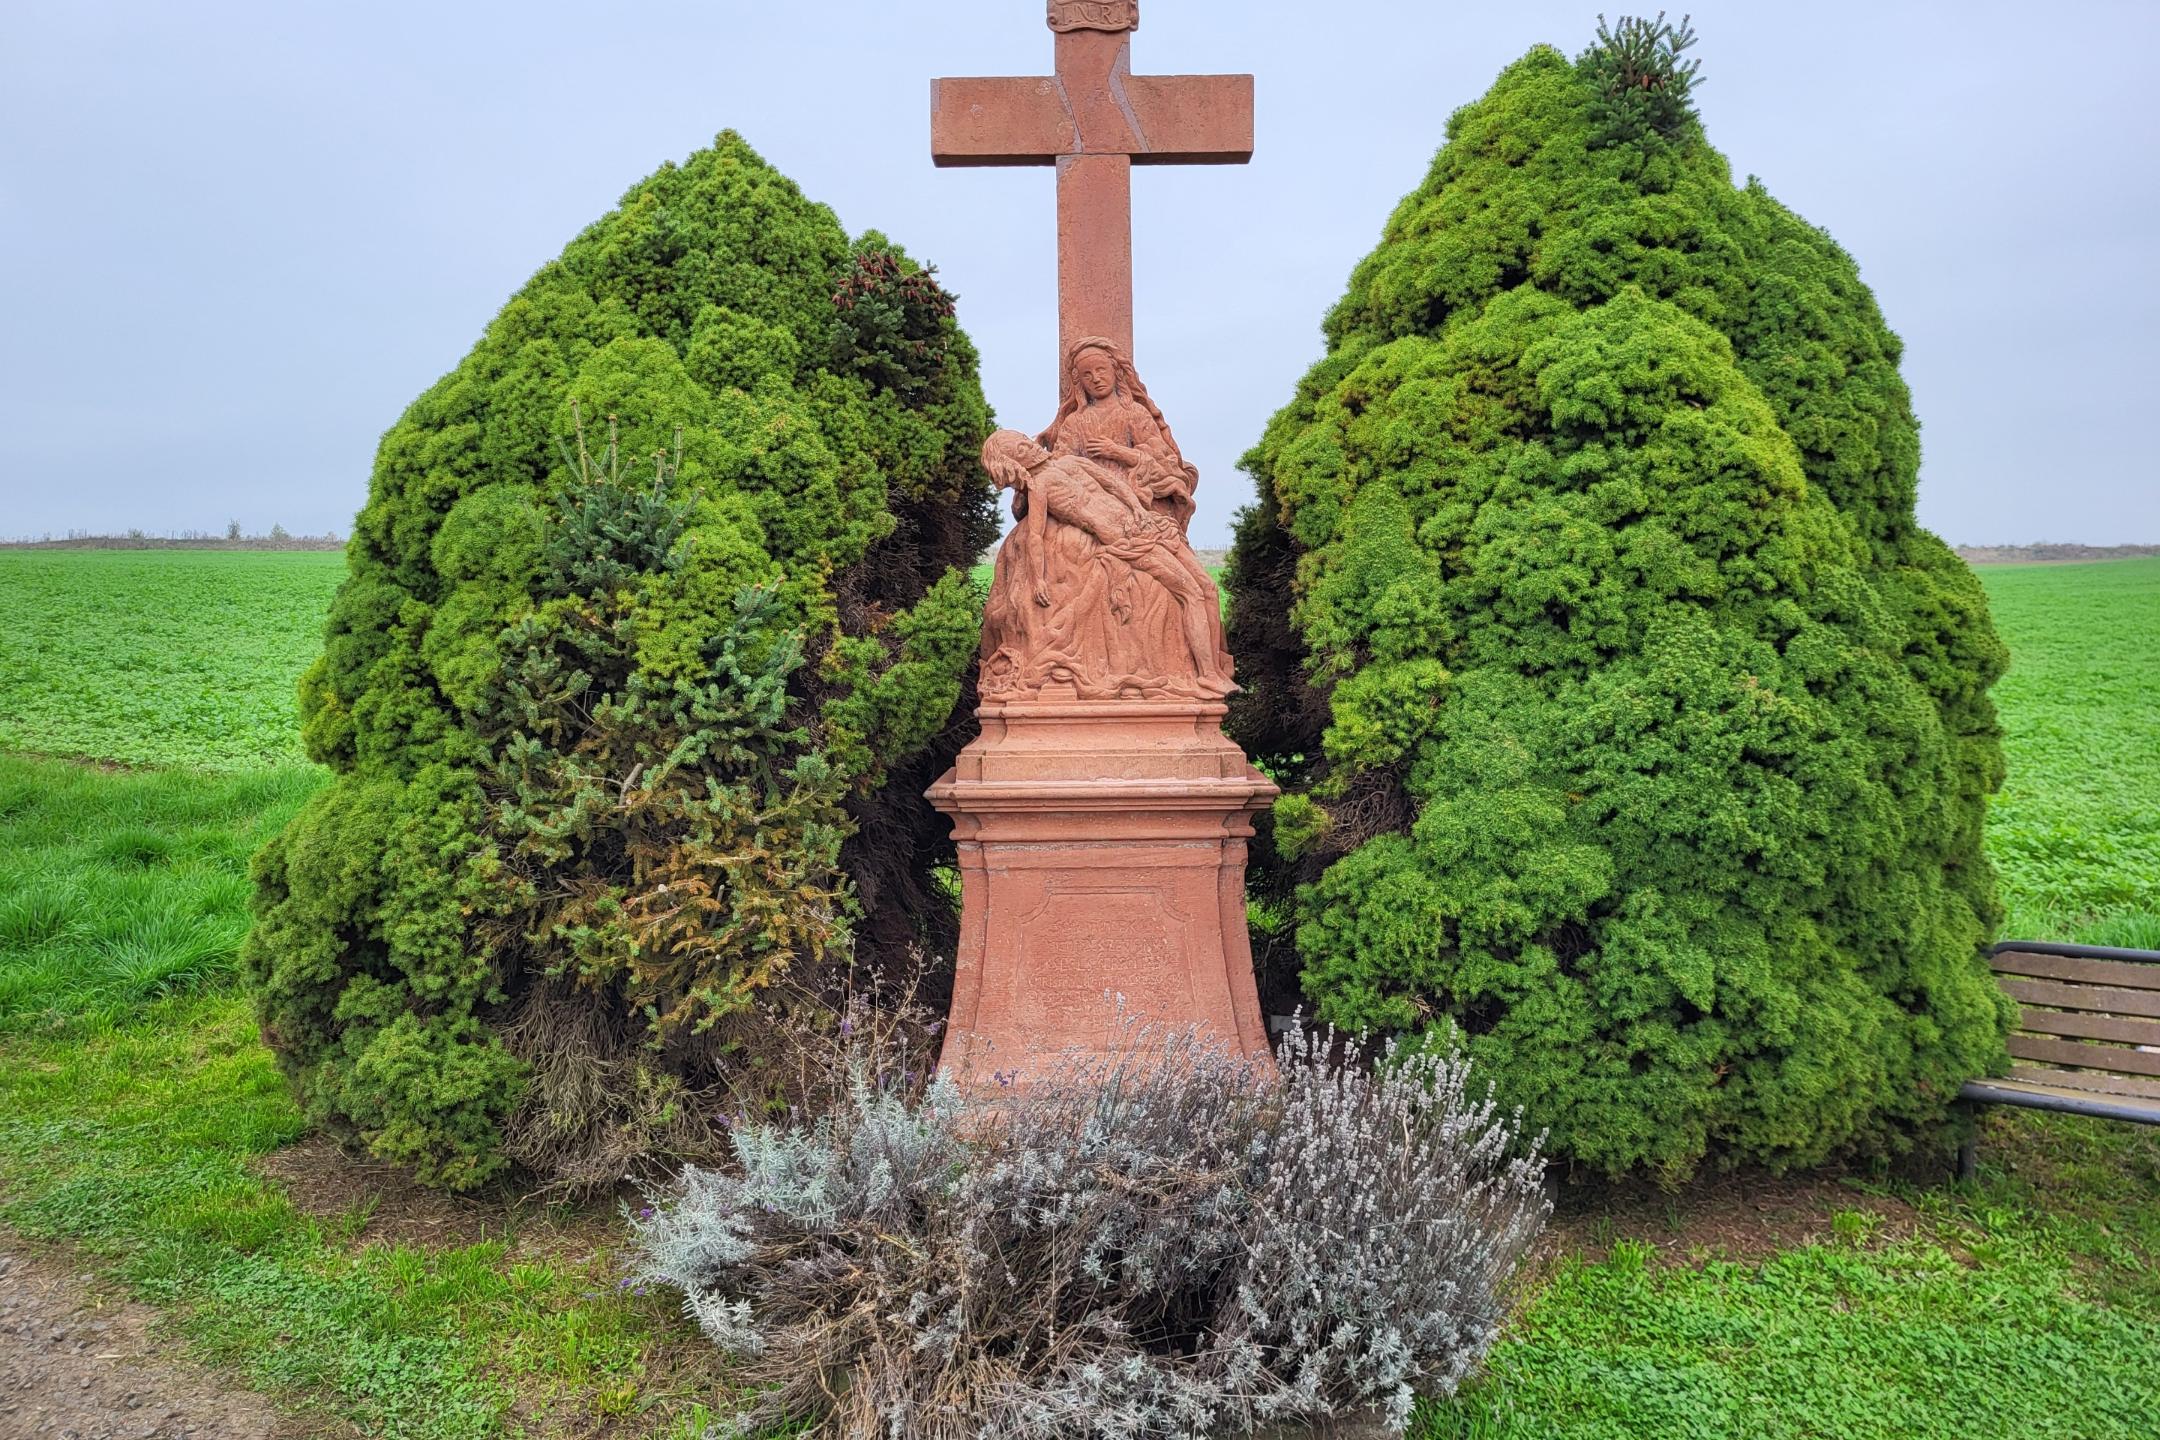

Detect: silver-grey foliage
[630,1021,1549,1439]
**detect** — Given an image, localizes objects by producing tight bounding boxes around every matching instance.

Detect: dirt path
[0,1244,296,1440]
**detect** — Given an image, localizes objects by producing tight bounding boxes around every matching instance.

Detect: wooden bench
[1958,939,2160,1178]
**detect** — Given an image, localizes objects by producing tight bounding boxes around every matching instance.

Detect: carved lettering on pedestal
[1047,0,1139,34]
[1012,882,1196,1033]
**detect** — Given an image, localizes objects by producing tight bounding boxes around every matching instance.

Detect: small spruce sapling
[1582,11,1703,141]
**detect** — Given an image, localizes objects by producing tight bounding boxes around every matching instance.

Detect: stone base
[926,700,1278,1084]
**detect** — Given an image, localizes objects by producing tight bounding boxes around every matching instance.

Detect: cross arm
[931,72,1253,167]
[1124,74,1252,165]
[931,77,1072,167]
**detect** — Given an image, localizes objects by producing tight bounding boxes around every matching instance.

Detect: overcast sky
[3,1,2154,547]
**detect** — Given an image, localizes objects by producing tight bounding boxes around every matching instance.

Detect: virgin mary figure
[1036,336,1200,534]
[1023,338,1210,689]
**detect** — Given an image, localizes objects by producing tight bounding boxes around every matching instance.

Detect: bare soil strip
[0,1242,316,1440]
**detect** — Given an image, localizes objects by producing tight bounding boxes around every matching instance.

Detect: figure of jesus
[981,429,1230,695]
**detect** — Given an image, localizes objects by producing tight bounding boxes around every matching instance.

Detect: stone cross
[930,1,1253,369]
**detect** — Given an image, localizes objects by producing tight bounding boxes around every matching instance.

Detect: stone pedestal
[927,699,1278,1083]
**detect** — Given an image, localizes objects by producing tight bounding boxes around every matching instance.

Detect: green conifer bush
[245,133,997,1191]
[1226,28,2011,1180]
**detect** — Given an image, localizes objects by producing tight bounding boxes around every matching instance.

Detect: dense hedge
[244,133,996,1191]
[1227,33,2010,1180]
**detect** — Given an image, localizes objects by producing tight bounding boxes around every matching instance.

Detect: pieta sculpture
[979,338,1233,701]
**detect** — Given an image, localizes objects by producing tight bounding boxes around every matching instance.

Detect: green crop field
[1981,558,2160,946]
[0,549,343,769]
[4,549,2152,939]
[0,548,2154,1437]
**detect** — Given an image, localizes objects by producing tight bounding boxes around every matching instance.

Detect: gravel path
[0,1245,287,1440]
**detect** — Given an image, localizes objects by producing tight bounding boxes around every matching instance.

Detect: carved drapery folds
[978,338,1232,702]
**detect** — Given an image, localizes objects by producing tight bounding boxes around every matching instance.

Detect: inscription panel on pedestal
[1007,880,1197,1038]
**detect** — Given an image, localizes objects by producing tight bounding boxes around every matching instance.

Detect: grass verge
[0,991,707,1438]
[0,753,712,1436]
[1422,1110,2160,1437]
[7,986,2153,1439]
[0,754,322,1028]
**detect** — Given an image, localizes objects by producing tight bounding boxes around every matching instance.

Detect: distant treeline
[1,526,343,552]
[1957,543,2160,565]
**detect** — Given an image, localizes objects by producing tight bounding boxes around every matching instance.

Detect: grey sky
[3,1,2154,547]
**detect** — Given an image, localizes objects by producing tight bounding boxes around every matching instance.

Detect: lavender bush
[630,1021,1549,1439]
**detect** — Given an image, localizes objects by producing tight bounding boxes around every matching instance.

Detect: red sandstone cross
[930,1,1253,370]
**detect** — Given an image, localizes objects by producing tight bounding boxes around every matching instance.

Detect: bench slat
[1962,1078,2160,1126]
[2006,1033,2160,1079]
[2001,976,2160,1019]
[1990,949,2160,990]
[2006,1065,2160,1102]
[2018,1006,2160,1047]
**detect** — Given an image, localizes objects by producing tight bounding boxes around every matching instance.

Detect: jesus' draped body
[979,423,1231,701]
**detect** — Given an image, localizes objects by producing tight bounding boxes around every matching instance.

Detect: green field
[0,548,2154,1437]
[3,549,2151,939]
[0,549,342,768]
[1981,559,2160,946]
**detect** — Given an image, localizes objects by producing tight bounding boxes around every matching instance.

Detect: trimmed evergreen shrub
[1227,27,2011,1181]
[245,133,997,1192]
